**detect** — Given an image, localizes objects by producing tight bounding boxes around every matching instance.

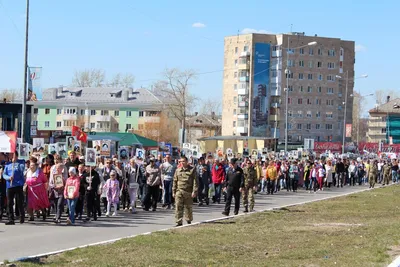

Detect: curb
[0,185,395,265]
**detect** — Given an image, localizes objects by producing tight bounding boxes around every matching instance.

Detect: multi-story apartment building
[186,112,221,145]
[367,97,400,144]
[222,32,355,144]
[30,86,178,141]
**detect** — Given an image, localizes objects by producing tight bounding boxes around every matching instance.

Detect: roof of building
[186,114,221,128]
[369,98,400,114]
[93,132,158,147]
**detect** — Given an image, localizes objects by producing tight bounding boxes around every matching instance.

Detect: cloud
[192,22,206,28]
[355,44,367,52]
[241,28,273,34]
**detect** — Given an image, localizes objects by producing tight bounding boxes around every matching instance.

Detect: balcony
[239,51,250,57]
[236,126,248,134]
[269,114,279,121]
[237,88,249,95]
[368,121,386,127]
[238,62,250,70]
[238,101,249,108]
[272,50,282,58]
[237,113,248,120]
[271,102,280,108]
[270,88,281,96]
[271,128,280,138]
[91,115,111,122]
[62,114,78,120]
[367,131,386,137]
[239,76,249,82]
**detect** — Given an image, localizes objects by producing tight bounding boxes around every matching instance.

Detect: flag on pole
[27,67,42,100]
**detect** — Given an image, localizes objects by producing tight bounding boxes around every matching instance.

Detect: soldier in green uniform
[369,160,378,189]
[383,161,392,186]
[242,158,258,212]
[172,156,198,227]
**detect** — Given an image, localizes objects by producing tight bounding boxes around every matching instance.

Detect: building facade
[30,87,178,142]
[222,32,355,144]
[186,113,221,145]
[367,97,400,144]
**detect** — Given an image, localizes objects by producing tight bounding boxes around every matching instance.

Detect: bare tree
[0,89,22,102]
[199,97,222,116]
[72,69,105,87]
[152,68,198,143]
[375,89,400,105]
[109,73,135,88]
[352,92,368,143]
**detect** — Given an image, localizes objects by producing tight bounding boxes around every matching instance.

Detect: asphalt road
[0,185,375,262]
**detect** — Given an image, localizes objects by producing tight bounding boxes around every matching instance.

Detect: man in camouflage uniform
[369,160,378,189]
[242,158,258,212]
[173,156,198,227]
[383,161,392,186]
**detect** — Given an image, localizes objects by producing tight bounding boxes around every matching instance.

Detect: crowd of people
[0,150,399,227]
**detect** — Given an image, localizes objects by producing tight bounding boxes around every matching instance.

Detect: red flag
[71,126,87,143]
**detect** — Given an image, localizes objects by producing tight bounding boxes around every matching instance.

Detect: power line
[0,0,23,39]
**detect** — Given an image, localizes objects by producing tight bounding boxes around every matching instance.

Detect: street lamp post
[284,40,317,153]
[336,73,368,154]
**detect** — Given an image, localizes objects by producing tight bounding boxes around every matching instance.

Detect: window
[234,84,237,91]
[56,121,62,127]
[325,124,333,130]
[316,111,321,118]
[45,108,50,114]
[57,109,62,115]
[327,75,335,81]
[326,112,333,118]
[235,47,238,54]
[90,123,95,129]
[307,99,312,105]
[285,72,293,79]
[233,121,236,127]
[100,110,109,116]
[45,121,50,128]
[308,61,313,68]
[309,48,314,55]
[299,48,304,55]
[272,71,278,77]
[307,86,312,93]
[299,73,304,80]
[288,98,292,104]
[297,123,302,130]
[288,85,293,92]
[288,59,295,67]
[338,105,342,110]
[126,111,132,117]
[297,135,302,142]
[233,96,237,104]
[381,128,387,133]
[318,48,322,56]
[327,88,334,94]
[233,109,236,115]
[80,109,85,116]
[288,123,292,130]
[328,49,336,56]
[234,71,237,78]
[288,110,293,117]
[316,124,321,130]
[139,111,144,117]
[299,60,304,67]
[326,99,334,106]
[126,124,132,130]
[298,98,303,104]
[318,87,322,93]
[307,111,312,118]
[299,86,304,92]
[33,108,38,114]
[114,110,119,116]
[297,111,303,118]
[308,74,313,80]
[273,45,280,51]
[306,123,311,130]
[328,62,335,69]
[243,45,249,52]
[316,99,321,105]
[318,74,323,81]
[234,59,238,66]
[32,120,38,126]
[90,110,96,115]
[317,136,321,141]
[317,62,322,68]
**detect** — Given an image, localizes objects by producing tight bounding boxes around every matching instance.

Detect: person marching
[196,157,211,206]
[242,158,258,212]
[172,156,198,227]
[222,158,244,216]
[369,160,378,189]
[383,161,391,186]
[266,160,278,195]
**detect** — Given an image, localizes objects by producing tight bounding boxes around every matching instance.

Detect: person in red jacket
[211,159,225,204]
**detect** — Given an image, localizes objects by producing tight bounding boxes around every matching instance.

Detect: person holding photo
[64,167,80,225]
[49,156,68,224]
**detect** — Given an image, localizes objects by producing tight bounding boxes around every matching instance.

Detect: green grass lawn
[15,186,400,267]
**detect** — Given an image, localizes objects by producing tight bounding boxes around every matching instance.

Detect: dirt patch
[388,245,400,260]
[310,223,364,227]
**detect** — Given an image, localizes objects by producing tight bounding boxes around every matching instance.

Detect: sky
[0,0,399,114]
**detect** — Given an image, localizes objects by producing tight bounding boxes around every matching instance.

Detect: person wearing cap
[222,158,244,216]
[143,158,161,211]
[242,158,257,212]
[172,156,198,226]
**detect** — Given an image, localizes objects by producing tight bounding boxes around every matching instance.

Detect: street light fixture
[284,40,318,153]
[337,72,368,154]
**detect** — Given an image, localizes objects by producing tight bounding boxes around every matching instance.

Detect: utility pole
[21,0,30,142]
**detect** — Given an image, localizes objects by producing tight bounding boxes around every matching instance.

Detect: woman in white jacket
[324,160,333,188]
